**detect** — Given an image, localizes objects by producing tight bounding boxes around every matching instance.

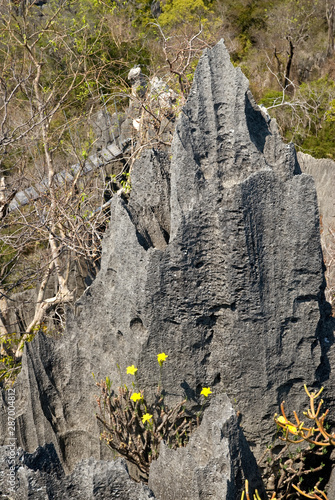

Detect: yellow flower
[287,424,298,435]
[157,352,168,366]
[277,416,287,425]
[126,365,138,375]
[130,392,143,402]
[200,387,212,398]
[277,416,298,435]
[141,413,153,424]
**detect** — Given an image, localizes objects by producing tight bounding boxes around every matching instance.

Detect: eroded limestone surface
[1,39,333,499]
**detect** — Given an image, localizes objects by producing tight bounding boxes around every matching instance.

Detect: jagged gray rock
[0,39,333,498]
[0,445,155,499]
[297,152,335,498]
[298,152,335,311]
[148,394,265,500]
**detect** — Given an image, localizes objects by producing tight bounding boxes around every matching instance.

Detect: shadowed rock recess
[1,39,334,499]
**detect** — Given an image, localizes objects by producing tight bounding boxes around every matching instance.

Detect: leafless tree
[0,6,214,370]
[0,0,122,360]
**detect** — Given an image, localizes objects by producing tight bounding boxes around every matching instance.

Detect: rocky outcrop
[0,445,155,499]
[3,258,91,338]
[296,155,335,497]
[0,396,264,499]
[298,152,335,312]
[149,394,265,500]
[0,39,334,497]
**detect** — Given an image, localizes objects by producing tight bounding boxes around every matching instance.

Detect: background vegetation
[0,0,334,376]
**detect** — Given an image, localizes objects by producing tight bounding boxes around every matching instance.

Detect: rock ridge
[0,39,334,498]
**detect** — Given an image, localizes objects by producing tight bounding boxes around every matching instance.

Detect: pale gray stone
[0,39,333,498]
[0,445,155,499]
[148,394,265,500]
[298,152,335,308]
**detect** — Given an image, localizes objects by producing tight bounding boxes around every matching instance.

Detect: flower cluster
[96,352,213,480]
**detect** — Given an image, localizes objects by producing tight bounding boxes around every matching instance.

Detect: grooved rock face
[148,394,265,500]
[0,445,155,499]
[298,152,335,313]
[1,40,332,485]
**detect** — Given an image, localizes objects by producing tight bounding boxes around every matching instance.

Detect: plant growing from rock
[241,479,277,500]
[95,353,211,480]
[273,385,334,499]
[249,385,334,500]
[0,332,21,385]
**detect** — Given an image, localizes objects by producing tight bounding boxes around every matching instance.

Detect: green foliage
[0,239,17,281]
[295,120,335,159]
[131,0,157,29]
[234,1,267,34]
[259,90,284,108]
[289,77,335,158]
[120,172,131,193]
[258,77,335,159]
[0,334,21,387]
[159,0,212,27]
[326,99,335,122]
[221,0,274,59]
[0,324,48,386]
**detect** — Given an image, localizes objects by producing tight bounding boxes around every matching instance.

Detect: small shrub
[95,353,211,480]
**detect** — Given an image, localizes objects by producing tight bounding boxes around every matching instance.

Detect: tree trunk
[284,39,294,91]
[327,2,335,57]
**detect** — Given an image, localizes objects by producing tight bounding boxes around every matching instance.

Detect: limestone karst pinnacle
[1,39,334,499]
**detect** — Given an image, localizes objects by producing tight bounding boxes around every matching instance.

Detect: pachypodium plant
[273,385,334,500]
[274,386,335,448]
[96,352,212,479]
[243,385,334,500]
[241,479,277,500]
